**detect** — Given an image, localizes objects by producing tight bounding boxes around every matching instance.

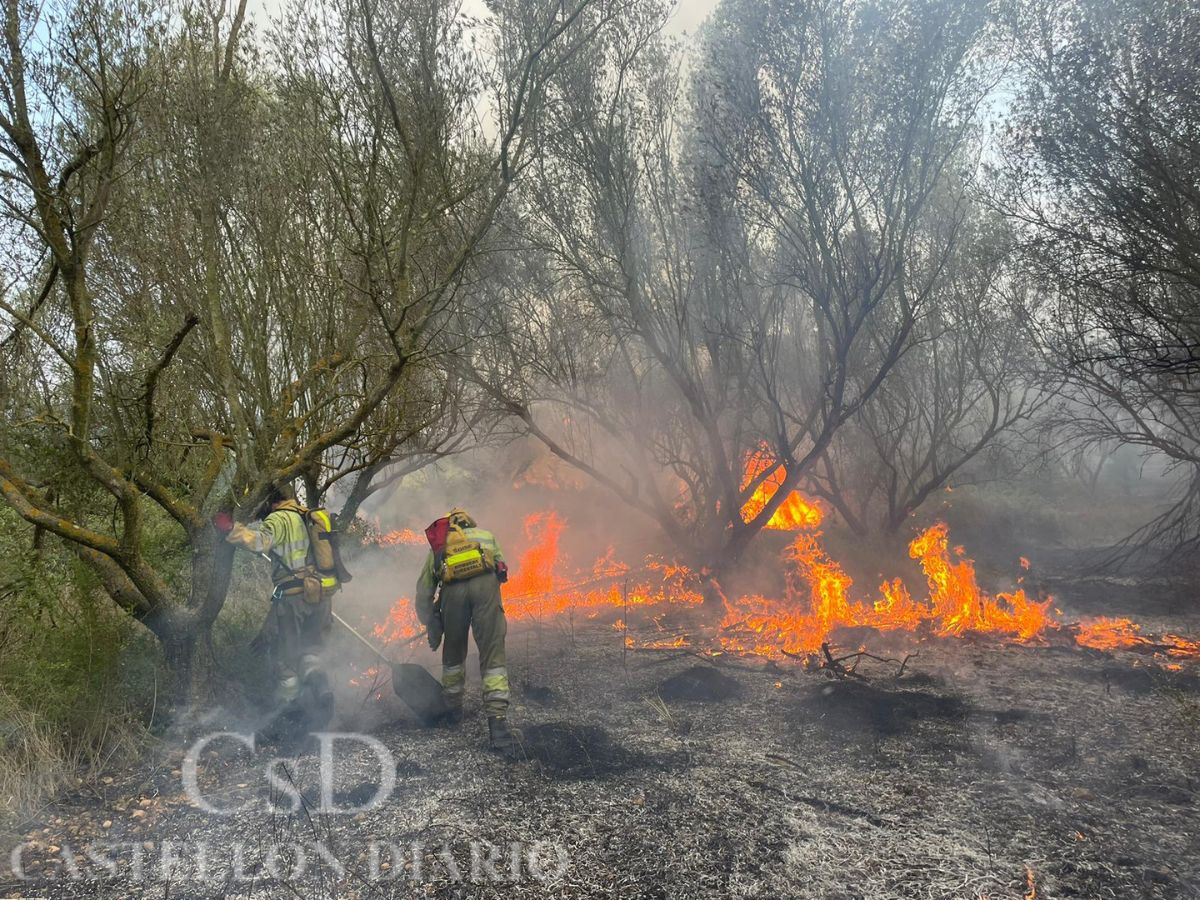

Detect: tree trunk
[162,632,199,706]
[144,608,213,708]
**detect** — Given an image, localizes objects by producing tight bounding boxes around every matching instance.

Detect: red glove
[212,511,234,534]
[495,561,508,584]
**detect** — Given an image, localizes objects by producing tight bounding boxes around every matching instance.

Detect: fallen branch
[817,642,917,679]
[820,642,865,679]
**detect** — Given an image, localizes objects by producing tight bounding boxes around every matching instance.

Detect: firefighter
[415,508,517,755]
[216,483,337,732]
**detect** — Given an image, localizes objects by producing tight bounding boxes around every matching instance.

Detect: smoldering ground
[6,597,1198,899]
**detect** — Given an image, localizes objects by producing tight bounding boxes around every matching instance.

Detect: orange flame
[1075,616,1146,651]
[506,511,566,598]
[1075,616,1200,657]
[910,523,1053,642]
[714,523,1053,656]
[373,597,420,644]
[740,447,823,530]
[365,499,1198,668]
[372,527,425,547]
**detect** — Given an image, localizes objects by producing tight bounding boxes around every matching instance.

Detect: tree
[806,205,1049,534]
[470,0,997,571]
[0,0,618,700]
[1003,0,1200,557]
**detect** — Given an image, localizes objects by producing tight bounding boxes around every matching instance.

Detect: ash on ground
[5,602,1199,899]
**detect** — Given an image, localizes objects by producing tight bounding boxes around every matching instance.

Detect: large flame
[910,523,1052,641]
[506,511,567,598]
[714,523,1053,657]
[363,452,1197,667]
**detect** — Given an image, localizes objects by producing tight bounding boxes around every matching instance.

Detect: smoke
[323,438,673,730]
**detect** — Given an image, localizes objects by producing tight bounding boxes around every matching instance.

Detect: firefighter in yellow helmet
[415,507,517,754]
[216,483,338,733]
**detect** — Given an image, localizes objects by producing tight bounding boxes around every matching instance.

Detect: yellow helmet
[447,507,476,528]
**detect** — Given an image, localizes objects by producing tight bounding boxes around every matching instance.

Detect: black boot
[488,716,520,757]
[441,706,464,726]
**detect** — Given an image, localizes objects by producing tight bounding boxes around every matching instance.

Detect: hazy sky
[663,0,720,36]
[246,0,721,37]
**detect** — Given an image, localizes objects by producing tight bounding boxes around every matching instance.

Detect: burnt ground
[3,590,1199,899]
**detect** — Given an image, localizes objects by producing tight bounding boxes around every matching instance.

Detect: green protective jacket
[415,526,505,626]
[226,499,311,587]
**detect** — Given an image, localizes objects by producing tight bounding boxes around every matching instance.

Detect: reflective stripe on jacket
[415,526,504,622]
[227,499,311,587]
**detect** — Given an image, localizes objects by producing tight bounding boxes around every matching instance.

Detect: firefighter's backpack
[439,522,492,583]
[290,507,350,602]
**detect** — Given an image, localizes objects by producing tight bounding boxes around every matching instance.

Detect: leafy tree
[0,0,621,700]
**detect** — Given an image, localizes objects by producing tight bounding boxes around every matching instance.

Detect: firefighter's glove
[495,561,509,584]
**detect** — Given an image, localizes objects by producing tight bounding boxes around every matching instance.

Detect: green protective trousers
[264,592,332,703]
[438,573,509,717]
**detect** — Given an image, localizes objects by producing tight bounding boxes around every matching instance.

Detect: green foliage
[0,504,287,828]
[2,523,138,715]
[0,508,156,830]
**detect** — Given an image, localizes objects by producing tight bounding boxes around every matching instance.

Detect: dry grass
[643,693,678,732]
[0,688,145,844]
[0,692,68,831]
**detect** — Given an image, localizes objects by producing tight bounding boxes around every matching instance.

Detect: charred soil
[4,609,1199,899]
